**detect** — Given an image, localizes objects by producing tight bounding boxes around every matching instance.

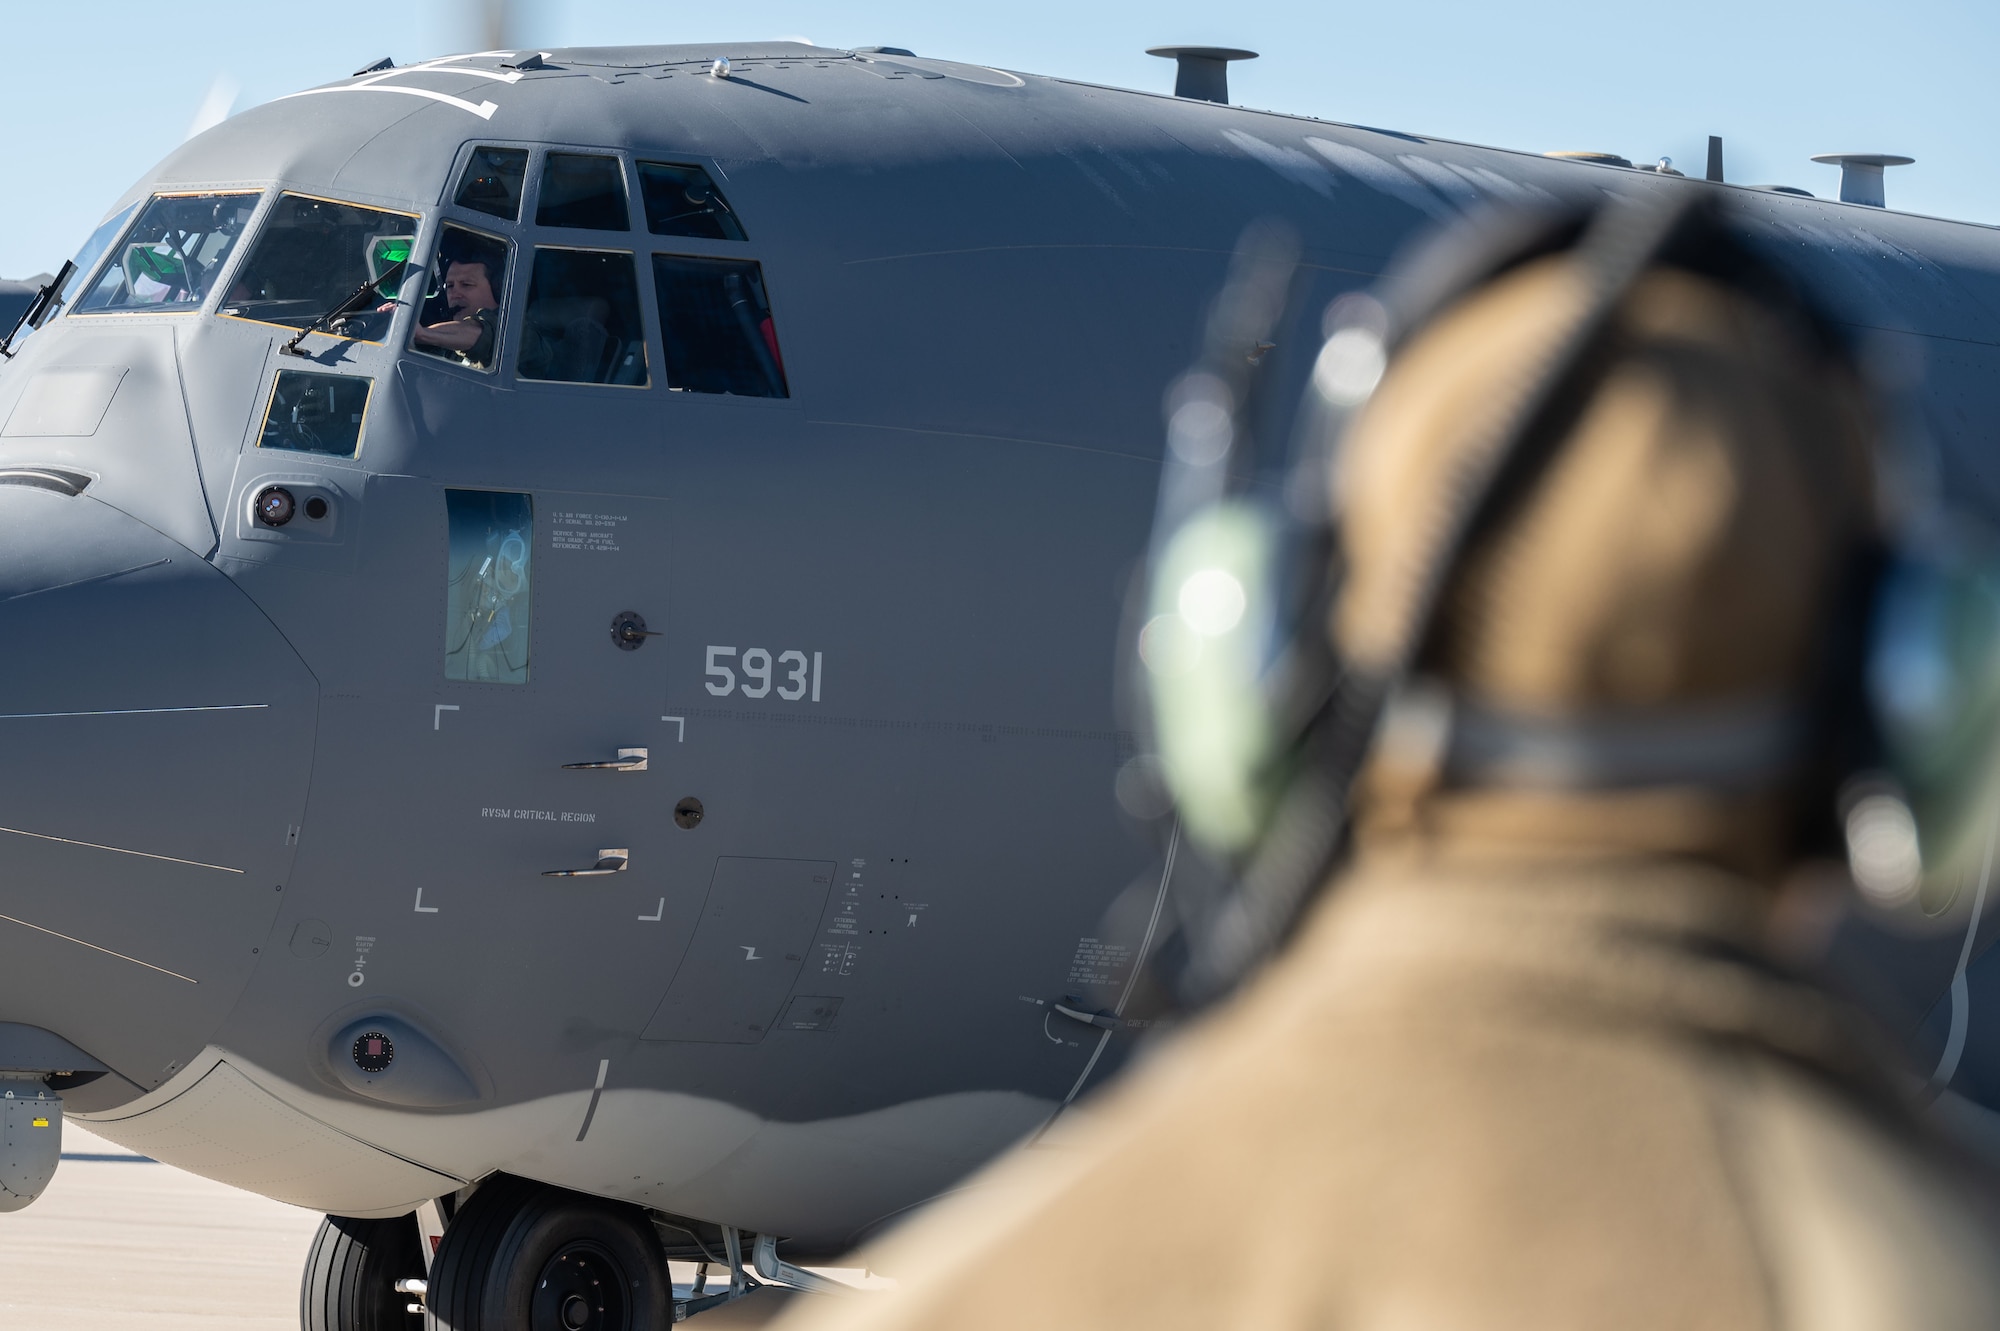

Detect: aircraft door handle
[543,849,629,878]
[561,747,648,772]
[1053,997,1119,1030]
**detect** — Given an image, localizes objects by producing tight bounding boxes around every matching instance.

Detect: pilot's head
[441,258,499,316]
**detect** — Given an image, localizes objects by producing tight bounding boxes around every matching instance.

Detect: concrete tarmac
[0,1125,804,1329]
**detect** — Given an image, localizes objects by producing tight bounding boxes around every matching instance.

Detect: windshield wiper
[0,260,77,360]
[280,260,408,357]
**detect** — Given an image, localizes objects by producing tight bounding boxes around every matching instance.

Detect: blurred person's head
[1141,197,1934,1001]
[1332,216,1877,881]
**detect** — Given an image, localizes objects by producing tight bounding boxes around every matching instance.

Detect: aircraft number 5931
[706,646,823,702]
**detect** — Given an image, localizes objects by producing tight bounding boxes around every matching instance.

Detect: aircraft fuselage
[3,42,1999,1252]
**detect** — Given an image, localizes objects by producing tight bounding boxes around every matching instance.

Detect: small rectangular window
[258,371,371,457]
[219,193,418,340]
[445,490,533,685]
[638,162,747,241]
[537,154,630,231]
[409,226,511,372]
[651,255,787,397]
[518,248,648,386]
[73,192,260,314]
[456,147,529,221]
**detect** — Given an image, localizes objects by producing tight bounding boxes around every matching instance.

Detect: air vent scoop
[0,467,90,496]
[1146,46,1257,104]
[1811,153,1914,208]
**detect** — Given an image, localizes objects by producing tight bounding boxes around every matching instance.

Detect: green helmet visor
[123,243,188,293]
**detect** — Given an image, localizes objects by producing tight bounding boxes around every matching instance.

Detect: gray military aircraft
[1,38,1997,1331]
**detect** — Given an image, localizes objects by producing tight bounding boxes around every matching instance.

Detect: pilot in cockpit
[402,222,512,367]
[410,252,502,368]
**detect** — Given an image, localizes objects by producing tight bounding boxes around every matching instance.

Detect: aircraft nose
[0,482,317,1105]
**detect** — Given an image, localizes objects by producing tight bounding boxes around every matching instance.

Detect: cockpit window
[66,204,141,303]
[409,225,511,372]
[445,489,533,685]
[536,154,630,231]
[638,162,747,241]
[258,370,371,457]
[73,192,258,314]
[219,193,417,339]
[456,147,529,222]
[6,202,139,353]
[518,248,648,386]
[652,255,787,397]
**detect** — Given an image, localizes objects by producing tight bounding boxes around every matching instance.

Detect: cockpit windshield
[219,193,418,340]
[73,192,258,314]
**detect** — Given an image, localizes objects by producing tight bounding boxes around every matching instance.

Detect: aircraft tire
[425,1175,536,1330]
[300,1212,426,1331]
[427,1175,670,1331]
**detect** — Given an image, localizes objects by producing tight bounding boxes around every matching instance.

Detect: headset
[1133,189,1999,1010]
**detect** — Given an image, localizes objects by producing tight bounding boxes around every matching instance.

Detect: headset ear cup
[1128,222,1326,1003]
[1176,667,1397,1005]
[1143,502,1286,854]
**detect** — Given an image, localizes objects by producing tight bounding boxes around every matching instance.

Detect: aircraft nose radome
[0,486,317,1104]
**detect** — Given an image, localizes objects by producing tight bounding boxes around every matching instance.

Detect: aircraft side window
[72,192,259,314]
[445,489,533,685]
[651,255,787,398]
[258,370,371,458]
[4,201,139,356]
[61,203,141,309]
[536,154,631,231]
[517,248,648,387]
[455,147,529,222]
[409,226,512,372]
[637,162,747,241]
[219,193,418,340]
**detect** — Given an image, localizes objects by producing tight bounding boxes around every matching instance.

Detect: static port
[255,486,297,527]
[674,797,705,830]
[304,496,329,521]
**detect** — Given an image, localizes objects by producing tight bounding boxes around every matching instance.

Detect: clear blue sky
[4,0,1995,277]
